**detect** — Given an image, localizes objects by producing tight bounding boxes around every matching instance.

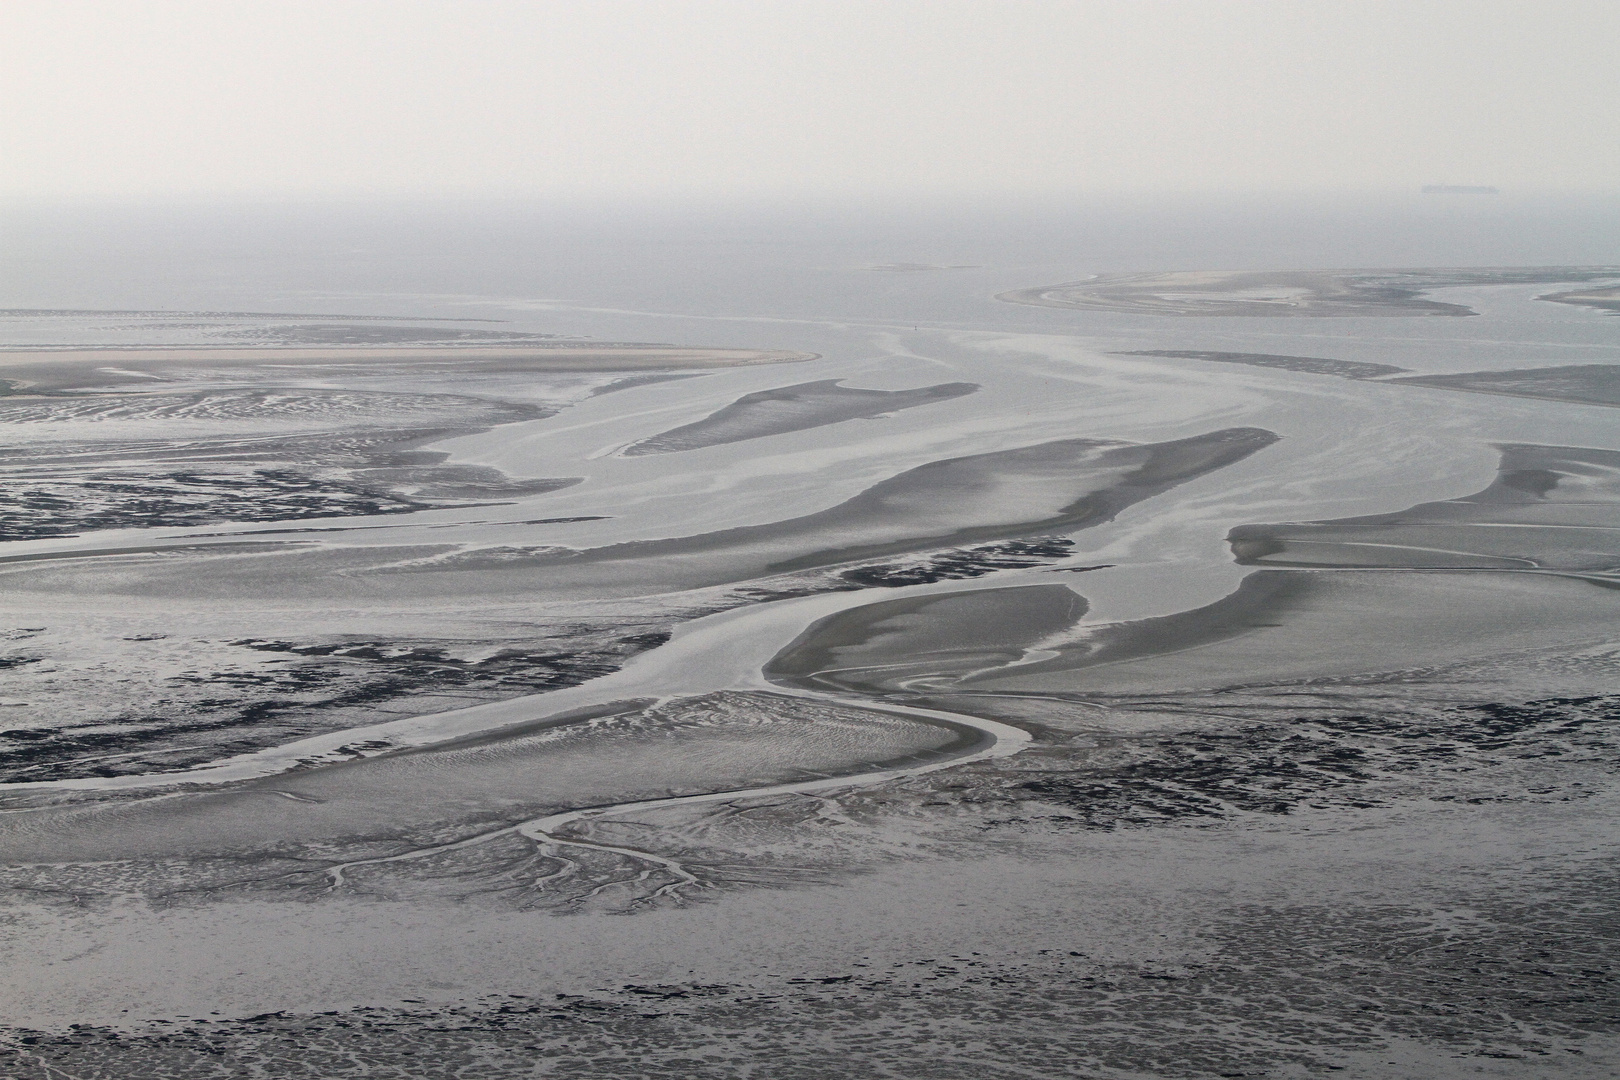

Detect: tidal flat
[3,216,1620,1079]
[1000,266,1620,317]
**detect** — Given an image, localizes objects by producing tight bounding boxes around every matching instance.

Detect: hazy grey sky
[4,0,1616,200]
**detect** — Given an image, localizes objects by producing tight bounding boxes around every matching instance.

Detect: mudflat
[7,251,1620,1078]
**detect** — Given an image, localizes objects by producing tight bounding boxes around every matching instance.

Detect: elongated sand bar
[0,345,814,371]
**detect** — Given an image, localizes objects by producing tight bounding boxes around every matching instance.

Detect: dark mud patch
[838,536,1082,587]
[971,693,1620,828]
[0,627,674,783]
[0,393,577,540]
[1,470,438,541]
[0,467,578,542]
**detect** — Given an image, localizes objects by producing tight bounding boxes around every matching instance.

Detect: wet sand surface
[4,247,1620,1079]
[1229,442,1620,570]
[768,569,1620,697]
[0,692,974,864]
[773,439,1620,699]
[765,582,1088,694]
[560,426,1278,584]
[622,378,978,455]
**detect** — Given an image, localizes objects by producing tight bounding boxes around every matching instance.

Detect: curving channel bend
[0,584,1035,796]
[0,585,1036,902]
[323,690,1029,901]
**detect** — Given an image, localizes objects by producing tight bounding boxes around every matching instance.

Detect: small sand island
[622,379,978,456]
[1114,349,1407,379]
[1538,284,1620,315]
